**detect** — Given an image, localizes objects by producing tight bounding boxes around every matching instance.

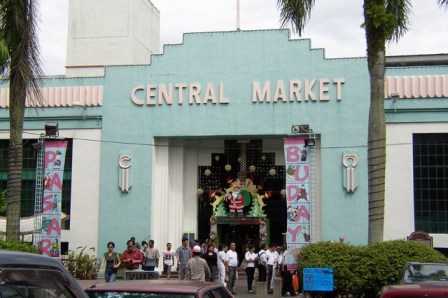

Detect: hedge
[298,240,447,297]
[0,239,38,253]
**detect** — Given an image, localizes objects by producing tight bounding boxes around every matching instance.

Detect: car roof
[383,283,448,294]
[85,280,225,294]
[0,249,64,269]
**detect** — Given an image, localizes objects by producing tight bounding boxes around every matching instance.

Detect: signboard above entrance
[130,78,346,106]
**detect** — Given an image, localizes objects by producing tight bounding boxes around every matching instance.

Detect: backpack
[255,251,265,267]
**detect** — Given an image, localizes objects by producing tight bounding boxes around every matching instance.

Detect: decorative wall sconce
[118,154,132,193]
[342,153,358,193]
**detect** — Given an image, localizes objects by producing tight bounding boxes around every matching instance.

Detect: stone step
[159,268,253,279]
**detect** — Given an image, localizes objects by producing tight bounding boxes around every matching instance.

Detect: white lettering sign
[252,79,345,103]
[130,79,345,106]
[131,82,229,106]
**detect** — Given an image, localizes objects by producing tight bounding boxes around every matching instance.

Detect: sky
[39,0,447,75]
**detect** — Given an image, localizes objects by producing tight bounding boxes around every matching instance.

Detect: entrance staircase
[158,267,250,279]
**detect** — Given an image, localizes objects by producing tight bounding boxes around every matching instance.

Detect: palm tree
[277,0,447,244]
[0,0,43,240]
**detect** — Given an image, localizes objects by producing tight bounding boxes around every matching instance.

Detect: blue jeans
[209,265,217,282]
[105,269,117,283]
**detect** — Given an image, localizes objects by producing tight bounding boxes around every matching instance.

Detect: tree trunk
[363,0,388,245]
[6,78,26,241]
[367,49,386,244]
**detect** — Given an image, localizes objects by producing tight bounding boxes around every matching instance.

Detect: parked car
[85,280,234,298]
[0,249,88,298]
[377,262,448,297]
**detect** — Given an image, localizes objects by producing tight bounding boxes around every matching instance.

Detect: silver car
[0,249,88,297]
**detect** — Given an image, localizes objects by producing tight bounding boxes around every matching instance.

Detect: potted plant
[64,246,97,280]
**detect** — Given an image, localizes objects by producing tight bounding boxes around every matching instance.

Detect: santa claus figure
[229,186,244,217]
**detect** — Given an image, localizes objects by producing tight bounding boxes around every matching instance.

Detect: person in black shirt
[202,245,218,282]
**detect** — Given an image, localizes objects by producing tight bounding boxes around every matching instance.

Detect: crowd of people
[99,236,298,296]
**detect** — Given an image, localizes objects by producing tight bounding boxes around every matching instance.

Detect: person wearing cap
[200,243,208,256]
[186,245,211,281]
[175,237,191,280]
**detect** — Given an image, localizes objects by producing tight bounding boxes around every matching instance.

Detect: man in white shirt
[217,244,229,286]
[266,244,279,294]
[258,243,268,283]
[226,242,238,295]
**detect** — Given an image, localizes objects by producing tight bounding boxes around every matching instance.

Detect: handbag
[240,259,247,269]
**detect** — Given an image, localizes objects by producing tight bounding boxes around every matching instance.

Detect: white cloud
[38,0,448,75]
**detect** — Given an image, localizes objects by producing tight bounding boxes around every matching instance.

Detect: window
[0,139,72,229]
[413,134,448,233]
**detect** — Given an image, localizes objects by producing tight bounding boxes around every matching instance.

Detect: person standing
[175,237,191,280]
[203,245,218,282]
[217,244,229,286]
[141,241,148,253]
[122,239,143,270]
[245,244,257,293]
[278,246,294,296]
[258,243,268,284]
[186,245,211,281]
[266,244,280,294]
[226,242,238,295]
[144,239,160,271]
[99,241,121,283]
[162,242,174,279]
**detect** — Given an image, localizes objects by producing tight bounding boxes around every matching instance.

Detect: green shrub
[298,240,447,297]
[0,239,38,253]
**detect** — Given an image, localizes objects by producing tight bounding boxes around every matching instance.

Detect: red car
[377,262,448,297]
[85,280,234,298]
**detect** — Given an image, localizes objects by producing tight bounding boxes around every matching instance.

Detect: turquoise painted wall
[98,29,370,247]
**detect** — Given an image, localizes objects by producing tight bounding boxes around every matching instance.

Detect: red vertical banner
[284,138,311,270]
[40,140,68,257]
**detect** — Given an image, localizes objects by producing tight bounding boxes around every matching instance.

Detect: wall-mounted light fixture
[291,124,317,147]
[45,122,59,138]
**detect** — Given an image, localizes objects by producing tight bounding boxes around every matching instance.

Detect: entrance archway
[197,140,286,247]
[218,221,261,264]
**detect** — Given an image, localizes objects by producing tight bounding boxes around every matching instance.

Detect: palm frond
[386,0,412,42]
[438,0,448,8]
[277,0,315,36]
[0,0,43,102]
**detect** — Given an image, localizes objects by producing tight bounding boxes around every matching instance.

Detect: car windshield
[86,293,195,298]
[404,263,448,282]
[0,268,79,298]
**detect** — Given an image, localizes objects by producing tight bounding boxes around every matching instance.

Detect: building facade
[0,3,447,257]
